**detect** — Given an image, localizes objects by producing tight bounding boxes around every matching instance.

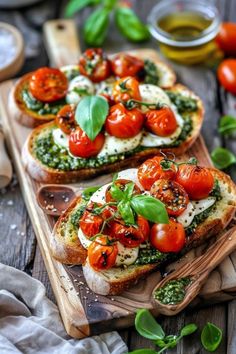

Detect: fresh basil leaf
[131,195,169,224]
[211,147,236,170]
[124,182,135,199]
[201,322,222,352]
[115,7,150,42]
[155,339,167,348]
[84,7,110,46]
[82,186,101,199]
[128,350,157,354]
[110,183,124,201]
[103,0,116,10]
[180,323,198,337]
[218,115,236,135]
[118,200,135,225]
[135,309,165,340]
[65,0,100,17]
[75,96,109,141]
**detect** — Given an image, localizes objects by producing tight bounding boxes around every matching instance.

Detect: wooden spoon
[37,184,80,216]
[152,225,236,316]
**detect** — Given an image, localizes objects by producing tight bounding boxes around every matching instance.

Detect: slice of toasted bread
[9,73,58,128]
[50,168,236,295]
[22,84,203,183]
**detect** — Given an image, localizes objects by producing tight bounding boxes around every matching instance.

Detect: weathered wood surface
[0,0,235,352]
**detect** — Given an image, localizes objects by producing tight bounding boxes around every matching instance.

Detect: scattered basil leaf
[65,0,100,17]
[128,350,157,354]
[135,309,165,340]
[211,147,236,170]
[84,7,110,46]
[131,195,169,224]
[201,322,222,352]
[180,323,198,337]
[75,95,109,141]
[110,183,124,201]
[115,7,150,42]
[218,115,236,135]
[124,182,135,199]
[118,200,135,225]
[82,186,101,199]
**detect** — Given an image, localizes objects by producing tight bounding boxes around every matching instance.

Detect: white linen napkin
[0,263,128,354]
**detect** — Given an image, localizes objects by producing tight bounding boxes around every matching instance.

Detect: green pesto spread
[154,277,191,305]
[143,59,160,85]
[135,247,168,265]
[21,89,65,116]
[166,91,198,113]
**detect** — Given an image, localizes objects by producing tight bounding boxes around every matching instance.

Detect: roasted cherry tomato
[29,67,68,102]
[56,104,76,134]
[69,127,105,158]
[150,179,189,216]
[176,164,214,200]
[105,179,141,203]
[138,156,177,191]
[215,22,236,56]
[105,103,144,138]
[88,235,118,271]
[150,219,185,253]
[109,215,150,248]
[111,53,144,78]
[79,48,111,83]
[112,76,141,103]
[145,106,177,137]
[217,59,236,95]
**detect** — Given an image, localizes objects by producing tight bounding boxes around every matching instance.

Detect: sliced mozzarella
[97,132,142,157]
[177,202,195,228]
[192,197,216,216]
[115,242,139,266]
[95,77,116,96]
[139,84,171,113]
[66,75,94,105]
[117,168,144,190]
[89,183,111,204]
[78,228,92,249]
[140,113,184,147]
[52,128,69,148]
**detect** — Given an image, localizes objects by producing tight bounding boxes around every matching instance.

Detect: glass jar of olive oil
[148,0,221,65]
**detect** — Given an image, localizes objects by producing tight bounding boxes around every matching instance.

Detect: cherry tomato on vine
[150,179,189,216]
[79,48,111,83]
[176,164,214,200]
[29,67,68,102]
[105,179,141,203]
[105,103,144,138]
[111,53,144,78]
[215,22,236,56]
[145,106,177,137]
[138,156,177,191]
[56,104,76,134]
[217,59,236,95]
[69,127,105,158]
[109,215,150,248]
[112,76,141,103]
[88,236,118,271]
[150,219,186,253]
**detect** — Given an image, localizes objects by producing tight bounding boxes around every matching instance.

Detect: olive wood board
[1,54,236,339]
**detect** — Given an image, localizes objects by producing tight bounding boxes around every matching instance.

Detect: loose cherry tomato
[69,127,105,158]
[88,235,118,271]
[145,106,177,137]
[29,67,68,102]
[217,59,236,95]
[150,219,185,253]
[105,179,141,203]
[138,156,177,191]
[215,22,236,56]
[112,76,141,103]
[79,48,111,83]
[176,164,214,200]
[56,104,76,134]
[150,179,189,216]
[105,103,144,138]
[109,215,150,248]
[111,53,144,78]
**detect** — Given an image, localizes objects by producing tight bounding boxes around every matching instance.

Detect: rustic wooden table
[0,0,236,352]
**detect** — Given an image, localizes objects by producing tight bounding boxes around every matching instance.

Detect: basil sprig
[65,0,99,17]
[84,7,110,46]
[218,115,236,135]
[75,95,109,141]
[201,322,222,352]
[211,147,236,170]
[110,179,168,225]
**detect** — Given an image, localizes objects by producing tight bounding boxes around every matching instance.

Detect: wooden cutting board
[1,20,236,339]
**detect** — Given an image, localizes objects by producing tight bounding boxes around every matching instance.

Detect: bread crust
[9,73,57,128]
[22,84,204,183]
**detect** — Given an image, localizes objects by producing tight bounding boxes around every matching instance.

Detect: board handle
[43,19,82,67]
